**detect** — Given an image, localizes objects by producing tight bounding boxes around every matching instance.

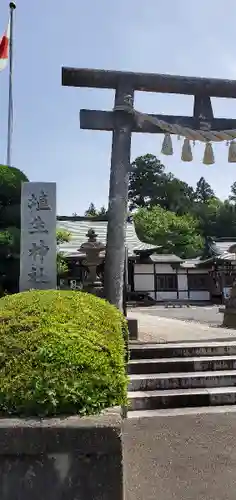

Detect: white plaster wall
[155,264,175,274]
[189,291,210,301]
[134,274,154,292]
[177,273,188,292]
[156,291,178,301]
[187,269,209,275]
[134,264,154,274]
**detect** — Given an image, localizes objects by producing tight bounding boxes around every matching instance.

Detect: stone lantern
[79,229,105,296]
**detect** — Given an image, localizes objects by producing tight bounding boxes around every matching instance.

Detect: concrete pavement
[124,308,236,499]
[136,304,224,326]
[123,409,236,500]
[128,309,236,343]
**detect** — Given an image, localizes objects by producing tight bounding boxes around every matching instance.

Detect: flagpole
[6,2,16,167]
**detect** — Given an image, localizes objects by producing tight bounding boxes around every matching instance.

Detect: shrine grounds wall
[0,409,124,500]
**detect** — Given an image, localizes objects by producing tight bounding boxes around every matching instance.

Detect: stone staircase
[128,341,236,418]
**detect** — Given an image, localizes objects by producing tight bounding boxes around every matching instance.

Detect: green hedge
[0,164,28,206]
[0,290,128,417]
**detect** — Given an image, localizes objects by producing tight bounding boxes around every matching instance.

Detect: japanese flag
[0,17,10,72]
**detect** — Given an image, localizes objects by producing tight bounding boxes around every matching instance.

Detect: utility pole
[7,2,16,167]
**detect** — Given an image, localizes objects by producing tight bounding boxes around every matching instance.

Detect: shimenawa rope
[113,100,236,164]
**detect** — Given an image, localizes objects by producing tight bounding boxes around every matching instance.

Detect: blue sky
[1,0,236,215]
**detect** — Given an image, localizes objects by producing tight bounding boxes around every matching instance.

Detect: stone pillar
[19,182,57,291]
[79,229,105,297]
[223,281,236,328]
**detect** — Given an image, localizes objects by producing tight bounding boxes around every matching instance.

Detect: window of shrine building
[156,274,177,291]
[188,274,209,291]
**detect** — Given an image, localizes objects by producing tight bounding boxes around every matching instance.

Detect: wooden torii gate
[62,67,236,310]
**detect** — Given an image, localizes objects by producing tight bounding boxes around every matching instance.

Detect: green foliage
[134,205,204,258]
[0,290,128,417]
[0,165,28,232]
[84,202,108,219]
[0,204,21,229]
[128,154,194,214]
[56,228,71,275]
[128,154,236,245]
[0,164,28,207]
[194,176,215,203]
[56,228,71,245]
[191,197,222,237]
[191,197,236,239]
[129,154,165,209]
[57,253,69,274]
[0,166,29,293]
[84,202,97,217]
[229,181,236,203]
[0,230,13,254]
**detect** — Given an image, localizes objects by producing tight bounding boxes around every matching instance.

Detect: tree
[191,197,222,238]
[0,165,29,294]
[84,202,97,217]
[0,164,28,208]
[213,200,236,238]
[129,154,165,210]
[229,182,236,203]
[84,203,108,219]
[99,205,107,216]
[134,206,204,258]
[194,177,215,204]
[128,154,194,214]
[162,177,195,215]
[191,197,236,239]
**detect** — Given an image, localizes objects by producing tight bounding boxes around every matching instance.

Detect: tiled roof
[181,257,202,269]
[214,240,236,255]
[216,252,236,262]
[56,218,157,257]
[182,239,236,268]
[150,253,183,263]
[182,252,236,268]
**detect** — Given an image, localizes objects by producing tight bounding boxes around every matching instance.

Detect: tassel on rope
[228,141,236,162]
[161,133,173,156]
[203,141,215,165]
[181,138,193,162]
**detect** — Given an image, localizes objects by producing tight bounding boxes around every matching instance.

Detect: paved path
[136,304,223,327]
[128,308,236,343]
[123,410,236,500]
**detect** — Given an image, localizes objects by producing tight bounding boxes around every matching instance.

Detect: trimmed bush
[0,290,128,417]
[0,164,28,207]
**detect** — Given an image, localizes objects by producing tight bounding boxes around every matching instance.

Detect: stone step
[127,405,236,419]
[128,386,236,411]
[129,370,236,391]
[130,341,236,360]
[128,355,236,374]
